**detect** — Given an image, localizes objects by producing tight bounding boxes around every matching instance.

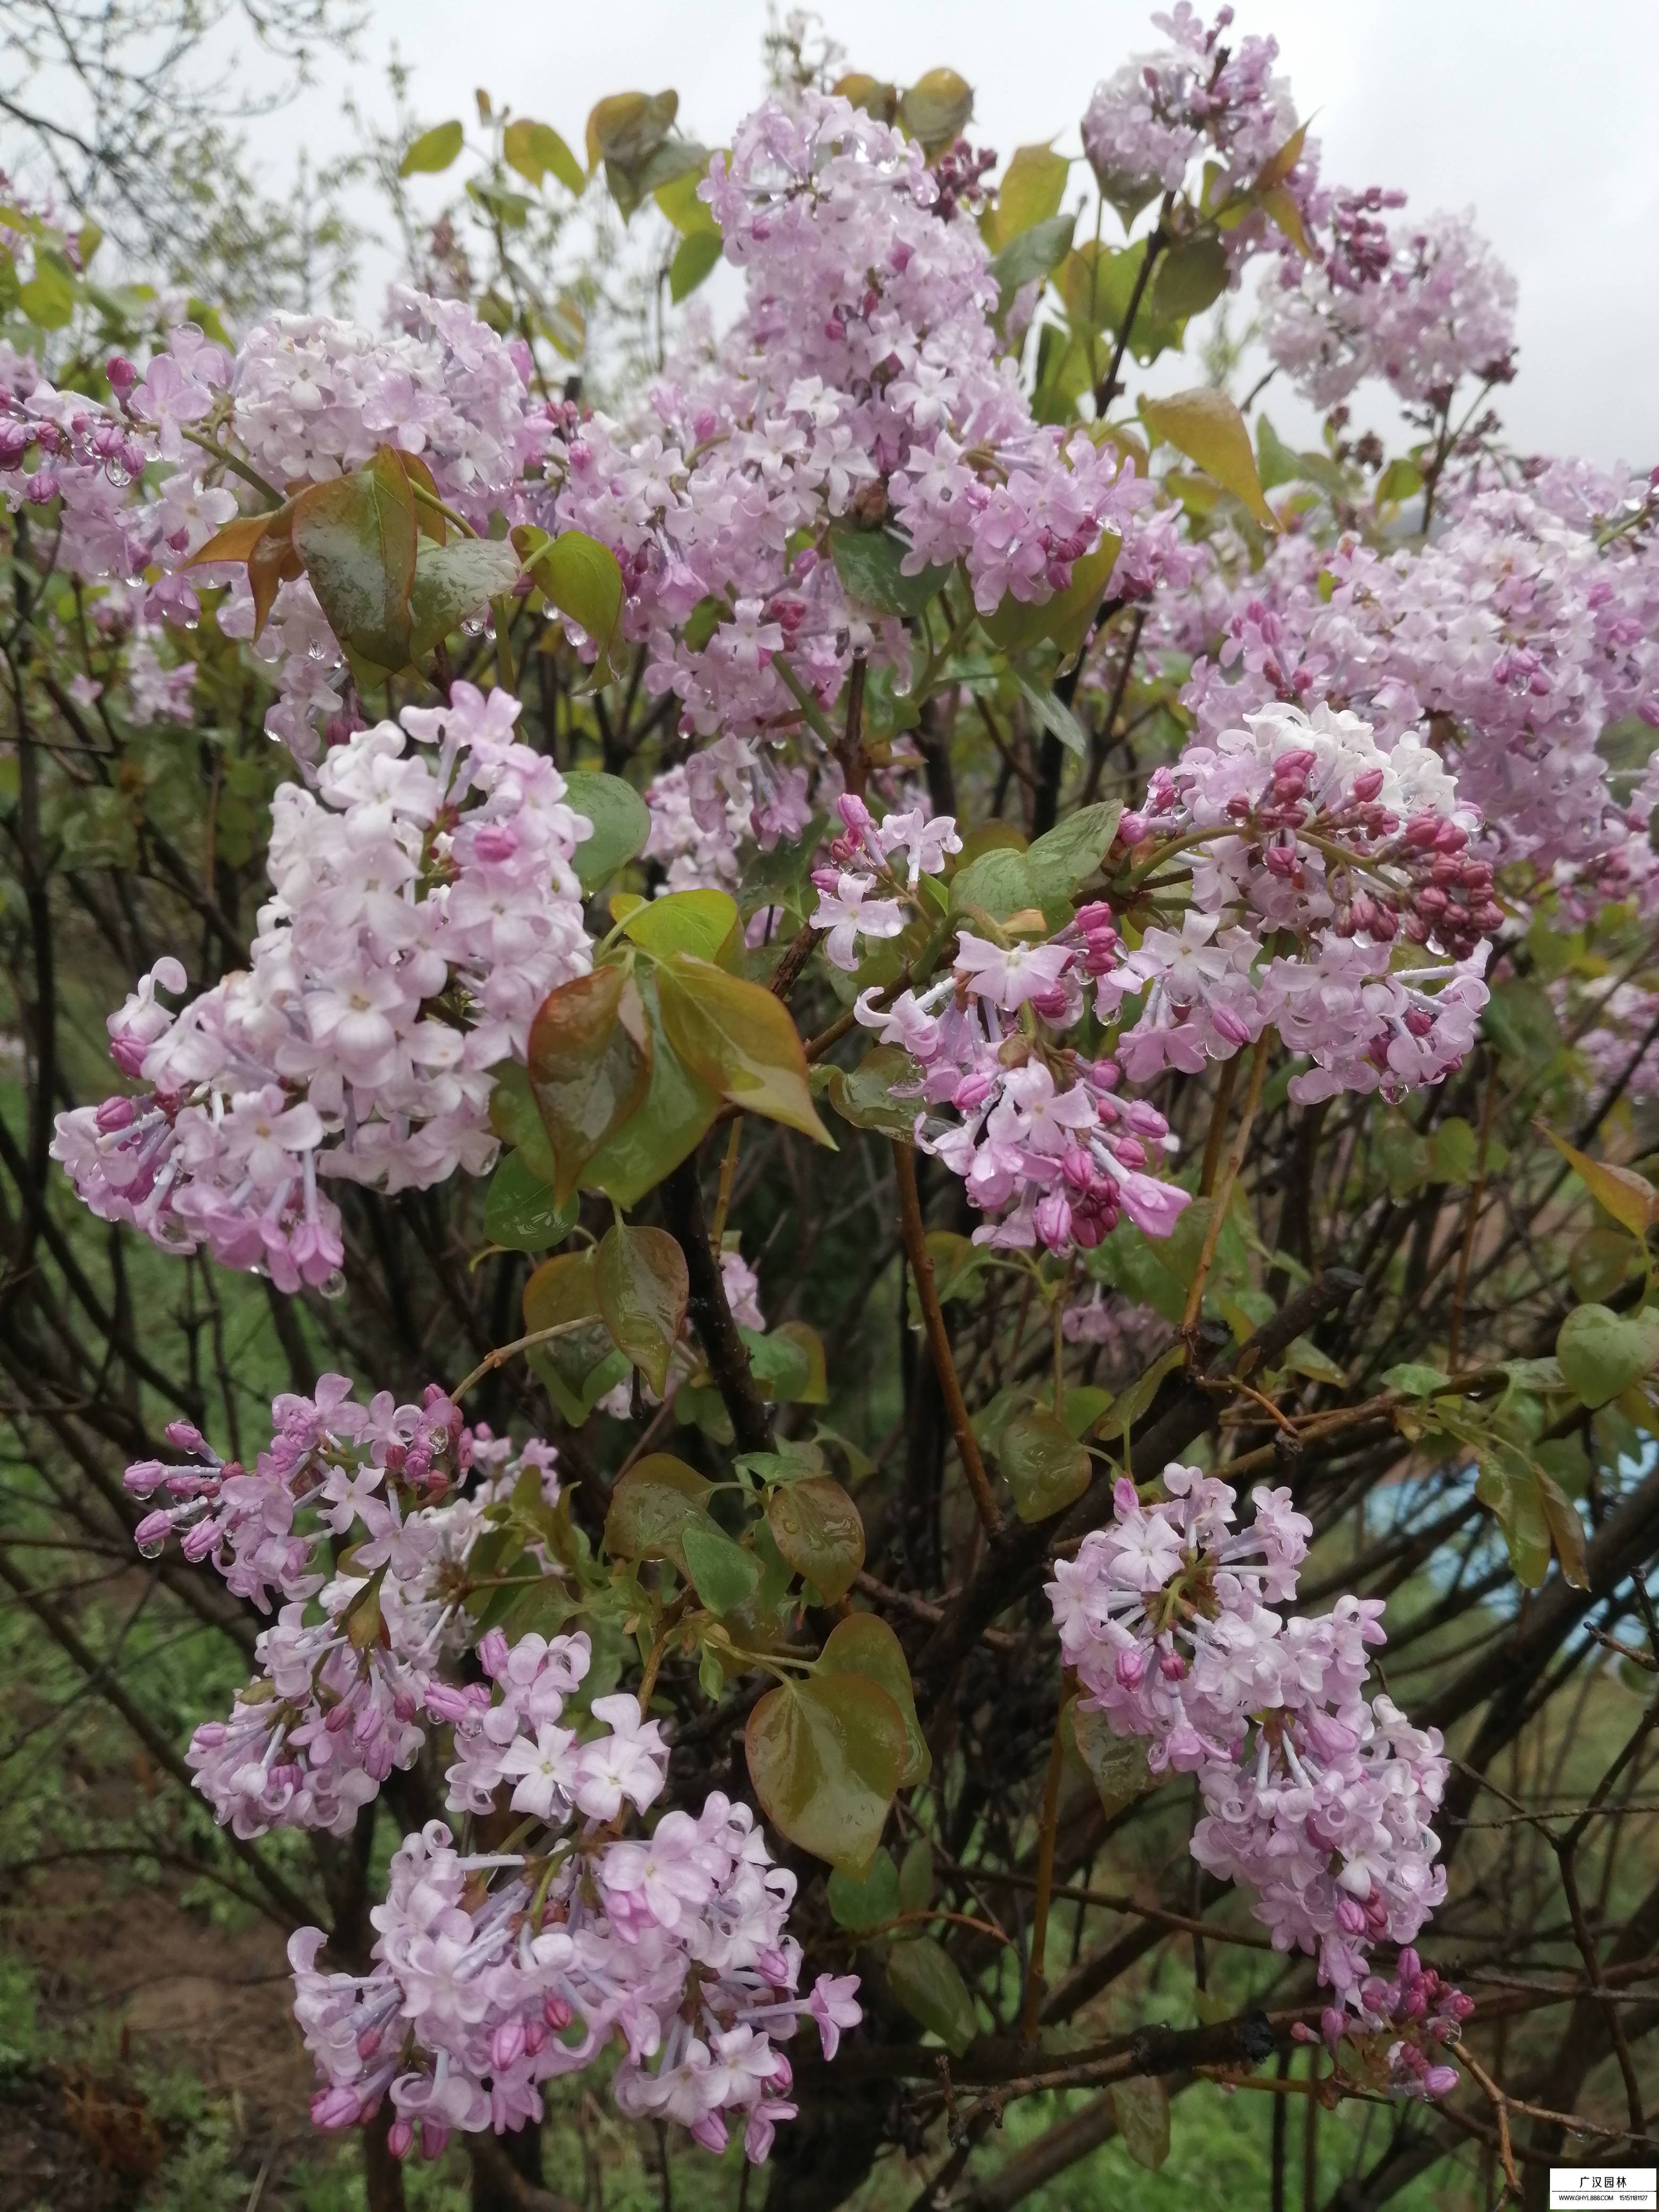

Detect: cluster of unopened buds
[1048,1464,1460,2065]
[857,910,1191,1253]
[1295,1947,1470,2101]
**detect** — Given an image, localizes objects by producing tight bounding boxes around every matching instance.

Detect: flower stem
[892,1140,1002,1537]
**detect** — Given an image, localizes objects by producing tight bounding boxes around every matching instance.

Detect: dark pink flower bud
[1350,767,1385,802]
[106,355,138,394]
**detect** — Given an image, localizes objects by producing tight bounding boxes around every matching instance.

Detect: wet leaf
[681,1518,761,1614]
[604,1453,714,1572]
[579,971,721,1206]
[1538,1124,1659,1241]
[898,68,973,153]
[1001,1406,1091,1522]
[898,1837,935,1914]
[830,526,953,618]
[767,1476,866,1604]
[988,144,1070,249]
[527,967,653,1202]
[408,536,521,661]
[745,1674,906,1873]
[596,1220,688,1396]
[657,954,834,1146]
[1151,234,1228,321]
[822,1612,930,1787]
[1070,1699,1151,1819]
[290,448,419,669]
[1142,387,1277,530]
[585,90,679,172]
[483,1149,577,1253]
[822,1045,924,1138]
[526,528,625,663]
[669,230,722,301]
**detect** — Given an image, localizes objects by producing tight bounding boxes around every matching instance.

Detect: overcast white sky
[244,0,1655,466]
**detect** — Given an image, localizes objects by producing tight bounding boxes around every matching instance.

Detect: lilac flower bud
[106,355,138,394]
[387,2118,413,2159]
[165,1419,208,1454]
[96,1094,139,1131]
[1423,2065,1460,2099]
[1350,767,1385,802]
[133,1511,172,1555]
[477,1627,512,1678]
[1035,1193,1073,1248]
[312,2085,362,2131]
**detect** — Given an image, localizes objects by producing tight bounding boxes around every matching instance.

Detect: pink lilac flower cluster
[120,1376,560,1836]
[1097,699,1493,1104]
[1294,1947,1471,2102]
[1081,4,1321,267]
[1048,1463,1459,2058]
[289,1786,859,2165]
[1263,207,1518,410]
[641,734,822,894]
[859,917,1192,1254]
[1177,472,1659,892]
[120,1376,860,2167]
[51,683,591,1287]
[549,89,1167,881]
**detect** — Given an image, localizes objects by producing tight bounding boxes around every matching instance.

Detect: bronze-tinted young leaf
[1001,1406,1091,1522]
[408,536,521,662]
[744,1673,906,1874]
[290,447,419,669]
[247,506,304,640]
[596,1221,688,1397]
[521,1249,616,1420]
[657,954,834,1147]
[821,1612,930,1787]
[1110,2076,1170,2171]
[885,1937,978,2055]
[579,972,720,1208]
[1536,1465,1589,1590]
[186,512,276,568]
[1142,388,1278,531]
[766,1476,865,1604]
[603,1453,714,1571]
[526,967,652,1202]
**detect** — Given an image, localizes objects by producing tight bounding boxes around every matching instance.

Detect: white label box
[1550,2172,1658,2210]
